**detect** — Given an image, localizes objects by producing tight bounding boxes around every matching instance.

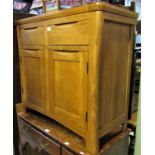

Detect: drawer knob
[40,143,49,149]
[23,127,29,134]
[39,138,49,149]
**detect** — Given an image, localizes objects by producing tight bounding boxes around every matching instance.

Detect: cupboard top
[16,2,138,25]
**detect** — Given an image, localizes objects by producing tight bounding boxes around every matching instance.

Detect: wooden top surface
[17,2,138,25]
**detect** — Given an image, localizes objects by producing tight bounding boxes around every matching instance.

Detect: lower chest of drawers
[18,118,75,155]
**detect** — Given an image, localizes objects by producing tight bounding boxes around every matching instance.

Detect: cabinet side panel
[99,21,132,135]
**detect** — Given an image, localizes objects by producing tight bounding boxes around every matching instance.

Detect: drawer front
[18,119,61,155]
[30,128,61,155]
[47,20,89,45]
[20,26,44,46]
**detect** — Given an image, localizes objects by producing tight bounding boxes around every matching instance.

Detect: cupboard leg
[86,134,99,155]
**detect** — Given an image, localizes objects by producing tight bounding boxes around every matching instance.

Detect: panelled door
[48,47,88,133]
[22,48,46,110]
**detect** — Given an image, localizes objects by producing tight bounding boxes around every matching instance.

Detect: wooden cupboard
[17,2,138,154]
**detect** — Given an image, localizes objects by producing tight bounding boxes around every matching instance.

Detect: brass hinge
[86,112,88,122]
[86,63,88,74]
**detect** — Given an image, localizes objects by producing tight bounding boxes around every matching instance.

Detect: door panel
[22,49,45,109]
[48,48,88,131]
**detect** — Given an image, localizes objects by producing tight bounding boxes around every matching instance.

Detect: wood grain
[98,21,131,135]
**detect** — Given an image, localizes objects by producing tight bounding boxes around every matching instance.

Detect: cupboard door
[22,49,46,109]
[48,48,88,132]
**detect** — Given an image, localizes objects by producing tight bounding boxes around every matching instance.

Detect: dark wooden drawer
[18,119,61,155]
[31,128,61,155]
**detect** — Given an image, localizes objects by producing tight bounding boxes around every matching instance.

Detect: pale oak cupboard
[17,2,138,154]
